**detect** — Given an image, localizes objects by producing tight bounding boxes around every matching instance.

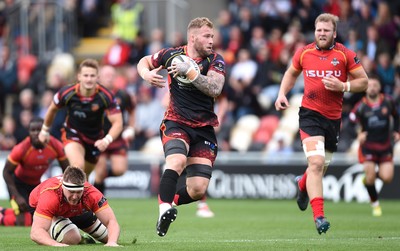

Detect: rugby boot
[315,216,330,234]
[156,207,178,237]
[295,175,309,211]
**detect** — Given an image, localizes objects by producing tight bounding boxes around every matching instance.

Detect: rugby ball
[50,217,78,242]
[171,55,200,84]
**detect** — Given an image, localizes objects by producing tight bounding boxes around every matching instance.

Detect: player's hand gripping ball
[171,55,200,84]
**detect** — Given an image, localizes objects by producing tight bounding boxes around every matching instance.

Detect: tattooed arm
[168,61,225,98]
[191,71,225,98]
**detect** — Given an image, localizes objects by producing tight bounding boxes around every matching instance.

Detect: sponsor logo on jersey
[305,70,342,78]
[98,196,107,207]
[73,110,86,118]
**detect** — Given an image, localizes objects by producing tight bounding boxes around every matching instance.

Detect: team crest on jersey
[354,56,360,64]
[91,104,99,111]
[116,97,122,105]
[331,58,339,66]
[198,63,204,72]
[381,107,388,115]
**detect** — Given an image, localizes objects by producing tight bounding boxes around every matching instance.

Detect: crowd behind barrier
[0,0,399,156]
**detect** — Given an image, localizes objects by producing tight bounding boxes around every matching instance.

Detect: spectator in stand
[267,27,285,64]
[12,88,38,126]
[322,0,341,17]
[247,26,267,58]
[77,0,102,37]
[376,51,395,95]
[252,46,276,113]
[216,9,233,49]
[235,6,257,48]
[102,37,131,68]
[127,31,147,65]
[132,85,164,151]
[344,29,363,53]
[226,25,242,59]
[0,115,17,150]
[15,109,34,143]
[110,0,143,43]
[146,28,170,55]
[335,0,359,43]
[354,1,375,47]
[228,48,258,119]
[259,0,292,33]
[374,1,398,53]
[363,24,388,62]
[291,0,322,40]
[0,2,9,50]
[36,89,67,141]
[282,20,305,54]
[0,45,18,115]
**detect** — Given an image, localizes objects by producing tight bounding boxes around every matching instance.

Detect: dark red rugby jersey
[54,83,121,143]
[151,45,226,127]
[292,42,362,119]
[350,94,399,148]
[103,88,135,135]
[8,136,67,185]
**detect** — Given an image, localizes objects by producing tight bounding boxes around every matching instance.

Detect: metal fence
[5,0,78,61]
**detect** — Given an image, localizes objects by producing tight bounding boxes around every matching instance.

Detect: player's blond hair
[63,166,86,185]
[187,17,214,31]
[315,13,339,32]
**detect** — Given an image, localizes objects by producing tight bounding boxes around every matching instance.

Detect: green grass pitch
[1,198,399,250]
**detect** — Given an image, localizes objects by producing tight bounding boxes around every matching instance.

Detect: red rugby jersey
[29,176,109,220]
[8,136,67,185]
[292,42,362,119]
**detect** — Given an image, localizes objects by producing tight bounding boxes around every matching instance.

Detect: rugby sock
[310,197,324,220]
[158,169,179,204]
[24,212,32,226]
[365,184,378,202]
[173,187,196,206]
[299,173,307,191]
[94,182,105,194]
[107,168,117,177]
[1,208,16,226]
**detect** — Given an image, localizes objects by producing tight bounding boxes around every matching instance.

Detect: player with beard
[1,117,69,226]
[275,13,368,234]
[137,17,225,237]
[349,76,400,217]
[38,59,123,178]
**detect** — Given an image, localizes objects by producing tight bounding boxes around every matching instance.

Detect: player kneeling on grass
[29,166,120,246]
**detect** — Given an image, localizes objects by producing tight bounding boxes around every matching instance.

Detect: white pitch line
[147,236,400,243]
